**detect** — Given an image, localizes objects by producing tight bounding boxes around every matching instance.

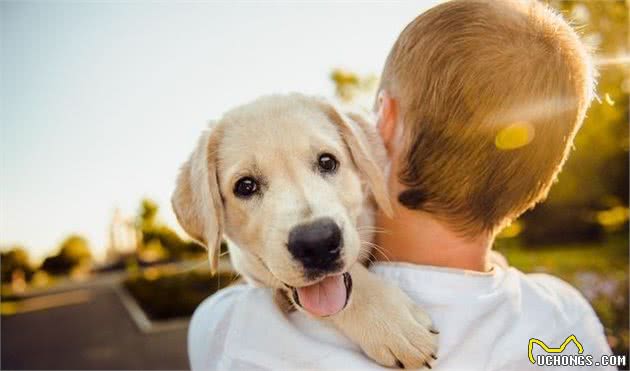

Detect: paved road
[1,286,189,370]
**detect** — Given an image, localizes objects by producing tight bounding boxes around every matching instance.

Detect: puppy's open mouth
[290,272,352,317]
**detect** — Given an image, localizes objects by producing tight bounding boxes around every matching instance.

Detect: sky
[0,1,439,262]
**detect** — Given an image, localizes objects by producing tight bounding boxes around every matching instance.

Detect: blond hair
[380,0,595,235]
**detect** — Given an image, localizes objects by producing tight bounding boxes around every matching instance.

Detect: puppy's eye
[318,153,338,173]
[234,177,258,198]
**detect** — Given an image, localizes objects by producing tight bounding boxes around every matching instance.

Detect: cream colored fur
[172,94,437,368]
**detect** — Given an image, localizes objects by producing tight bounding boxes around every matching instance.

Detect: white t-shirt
[188,262,615,370]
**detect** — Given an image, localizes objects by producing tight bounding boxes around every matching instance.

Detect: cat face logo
[528,335,584,364]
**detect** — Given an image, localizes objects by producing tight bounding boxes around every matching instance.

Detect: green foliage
[40,234,92,276]
[0,247,34,283]
[521,204,604,244]
[59,235,92,261]
[40,250,79,275]
[330,68,378,106]
[139,198,159,229]
[521,0,630,242]
[137,198,206,261]
[124,269,237,320]
[543,0,629,208]
[141,225,205,260]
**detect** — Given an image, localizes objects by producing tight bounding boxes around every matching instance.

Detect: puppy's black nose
[288,218,342,271]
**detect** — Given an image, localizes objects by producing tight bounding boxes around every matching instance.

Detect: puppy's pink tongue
[296,275,346,317]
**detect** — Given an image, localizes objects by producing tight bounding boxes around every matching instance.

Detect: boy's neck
[374,207,494,272]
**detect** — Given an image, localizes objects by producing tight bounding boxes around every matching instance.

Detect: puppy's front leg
[329,264,438,369]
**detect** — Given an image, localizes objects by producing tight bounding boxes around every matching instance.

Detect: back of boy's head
[380,0,596,236]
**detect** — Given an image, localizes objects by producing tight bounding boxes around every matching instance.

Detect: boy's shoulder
[515,269,597,324]
[489,251,593,322]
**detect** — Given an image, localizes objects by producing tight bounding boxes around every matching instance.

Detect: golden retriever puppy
[172,94,438,369]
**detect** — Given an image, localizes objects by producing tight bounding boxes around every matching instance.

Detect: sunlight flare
[495,122,535,150]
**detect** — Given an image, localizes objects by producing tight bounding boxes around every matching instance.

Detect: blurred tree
[330,68,378,107]
[1,247,34,283]
[59,235,92,262]
[137,198,206,261]
[139,198,159,230]
[41,235,93,276]
[523,0,629,243]
[545,0,629,206]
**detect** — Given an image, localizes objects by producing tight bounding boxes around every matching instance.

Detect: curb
[113,285,189,334]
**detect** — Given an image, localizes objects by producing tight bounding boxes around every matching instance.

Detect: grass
[124,269,238,321]
[495,234,628,276]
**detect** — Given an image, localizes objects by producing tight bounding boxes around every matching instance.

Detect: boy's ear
[317,99,394,218]
[375,90,398,156]
[172,125,224,273]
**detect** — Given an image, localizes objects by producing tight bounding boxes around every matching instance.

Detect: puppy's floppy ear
[318,99,394,218]
[172,125,224,273]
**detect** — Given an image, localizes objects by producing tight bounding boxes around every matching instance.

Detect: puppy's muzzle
[287,217,343,273]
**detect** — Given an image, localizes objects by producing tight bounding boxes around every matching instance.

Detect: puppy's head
[172,94,391,316]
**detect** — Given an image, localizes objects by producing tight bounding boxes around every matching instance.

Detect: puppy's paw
[330,266,438,369]
[358,296,438,369]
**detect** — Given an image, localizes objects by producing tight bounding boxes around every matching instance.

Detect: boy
[188,1,615,369]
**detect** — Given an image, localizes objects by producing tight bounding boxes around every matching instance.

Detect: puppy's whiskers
[361,240,391,263]
[359,245,380,265]
[357,225,387,232]
[357,226,391,236]
[357,229,391,236]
